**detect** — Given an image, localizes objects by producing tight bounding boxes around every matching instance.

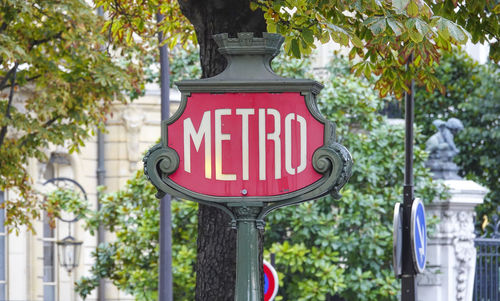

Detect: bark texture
[177,1,267,300]
[178,0,267,78]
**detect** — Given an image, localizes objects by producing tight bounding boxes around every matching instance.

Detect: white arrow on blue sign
[410,198,427,273]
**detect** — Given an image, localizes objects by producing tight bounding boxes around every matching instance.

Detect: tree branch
[0,22,7,34]
[0,64,19,90]
[28,31,63,50]
[3,74,42,89]
[18,116,60,149]
[0,62,18,148]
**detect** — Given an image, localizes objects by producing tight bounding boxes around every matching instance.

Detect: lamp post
[43,177,87,274]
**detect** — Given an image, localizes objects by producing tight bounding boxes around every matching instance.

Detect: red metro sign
[144,32,352,301]
[167,92,323,197]
[144,34,352,204]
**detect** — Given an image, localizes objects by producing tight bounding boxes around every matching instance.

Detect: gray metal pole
[96,7,106,301]
[96,129,106,301]
[156,12,173,301]
[401,55,417,301]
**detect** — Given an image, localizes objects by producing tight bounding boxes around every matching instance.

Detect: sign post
[396,57,427,300]
[143,32,352,300]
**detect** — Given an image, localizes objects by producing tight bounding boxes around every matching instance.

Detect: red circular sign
[264,260,279,301]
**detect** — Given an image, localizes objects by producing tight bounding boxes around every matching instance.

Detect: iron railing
[474,216,500,301]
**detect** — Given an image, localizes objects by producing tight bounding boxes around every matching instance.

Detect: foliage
[74,172,198,301]
[82,1,497,298]
[414,51,500,224]
[263,58,446,300]
[271,50,313,79]
[44,188,90,228]
[95,0,195,48]
[169,43,202,86]
[74,44,204,300]
[254,0,499,98]
[97,0,500,98]
[0,0,143,231]
[72,52,445,300]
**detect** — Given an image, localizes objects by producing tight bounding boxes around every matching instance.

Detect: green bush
[75,172,197,300]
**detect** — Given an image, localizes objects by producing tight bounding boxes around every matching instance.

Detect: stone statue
[425,118,464,179]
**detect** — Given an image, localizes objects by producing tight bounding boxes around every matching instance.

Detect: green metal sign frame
[143,32,352,301]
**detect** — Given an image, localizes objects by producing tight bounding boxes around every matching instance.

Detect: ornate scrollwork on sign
[143,143,179,198]
[233,206,261,220]
[312,141,353,199]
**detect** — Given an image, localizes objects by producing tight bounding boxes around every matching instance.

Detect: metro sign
[145,88,352,203]
[144,32,352,301]
[168,92,323,197]
[144,32,351,206]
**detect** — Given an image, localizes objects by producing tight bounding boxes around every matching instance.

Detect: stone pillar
[417,179,487,301]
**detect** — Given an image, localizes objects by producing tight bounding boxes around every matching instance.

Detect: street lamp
[56,235,83,274]
[43,177,87,274]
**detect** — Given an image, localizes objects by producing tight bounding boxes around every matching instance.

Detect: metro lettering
[183,108,308,181]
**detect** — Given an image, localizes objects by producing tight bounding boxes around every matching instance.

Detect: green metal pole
[232,205,263,301]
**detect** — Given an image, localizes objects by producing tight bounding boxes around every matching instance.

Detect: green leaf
[393,0,410,12]
[366,17,386,35]
[414,19,430,36]
[267,22,277,33]
[493,3,500,14]
[249,1,258,11]
[291,38,301,58]
[446,22,468,43]
[433,17,450,39]
[406,18,423,42]
[407,1,419,18]
[350,34,364,48]
[302,29,315,45]
[387,19,403,36]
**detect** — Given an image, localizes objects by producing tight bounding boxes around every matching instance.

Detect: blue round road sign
[410,198,427,273]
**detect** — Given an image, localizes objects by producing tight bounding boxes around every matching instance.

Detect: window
[0,191,6,301]
[42,213,56,301]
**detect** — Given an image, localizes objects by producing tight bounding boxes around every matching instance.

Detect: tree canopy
[100,0,499,98]
[0,0,143,231]
[255,0,499,97]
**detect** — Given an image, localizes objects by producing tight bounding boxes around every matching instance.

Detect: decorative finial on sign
[210,32,285,81]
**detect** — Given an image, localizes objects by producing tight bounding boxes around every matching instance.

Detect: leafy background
[71,50,451,301]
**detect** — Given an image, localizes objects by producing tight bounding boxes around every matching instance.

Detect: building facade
[2,86,179,301]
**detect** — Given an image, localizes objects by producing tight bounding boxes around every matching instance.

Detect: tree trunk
[177,1,266,300]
